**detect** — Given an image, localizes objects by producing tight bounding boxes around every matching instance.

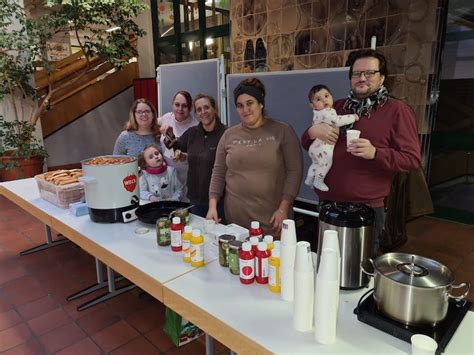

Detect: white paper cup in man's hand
[346,129,361,146]
[411,334,437,355]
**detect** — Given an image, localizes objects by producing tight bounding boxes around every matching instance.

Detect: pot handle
[78,176,97,184]
[361,258,376,277]
[448,282,470,301]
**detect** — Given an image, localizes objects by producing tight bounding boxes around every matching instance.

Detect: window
[152,0,230,66]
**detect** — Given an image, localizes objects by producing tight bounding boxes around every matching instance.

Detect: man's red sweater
[301,98,421,208]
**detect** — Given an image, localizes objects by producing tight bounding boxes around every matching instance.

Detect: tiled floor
[0,196,229,354]
[1,195,473,354]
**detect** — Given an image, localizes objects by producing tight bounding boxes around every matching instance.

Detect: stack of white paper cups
[280,219,297,301]
[320,230,341,281]
[293,241,314,332]
[314,249,340,344]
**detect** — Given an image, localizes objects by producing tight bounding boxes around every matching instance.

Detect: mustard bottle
[182,225,192,263]
[190,229,204,267]
[268,247,281,293]
[264,235,274,251]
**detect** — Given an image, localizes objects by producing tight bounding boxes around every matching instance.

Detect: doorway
[429,0,474,224]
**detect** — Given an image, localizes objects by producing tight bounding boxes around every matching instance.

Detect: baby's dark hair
[308,84,332,102]
[138,143,161,169]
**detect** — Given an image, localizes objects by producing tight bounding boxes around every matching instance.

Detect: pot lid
[374,253,454,287]
[319,201,375,228]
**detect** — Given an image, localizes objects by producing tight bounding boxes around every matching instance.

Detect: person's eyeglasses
[351,70,380,78]
[135,110,151,115]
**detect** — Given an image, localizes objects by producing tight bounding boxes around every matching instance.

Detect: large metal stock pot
[362,253,470,326]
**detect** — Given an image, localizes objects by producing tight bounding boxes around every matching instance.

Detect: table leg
[66,259,124,301]
[205,334,215,355]
[20,225,70,256]
[76,266,136,312]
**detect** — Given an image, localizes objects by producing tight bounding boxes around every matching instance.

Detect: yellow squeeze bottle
[264,235,274,251]
[182,225,192,263]
[190,229,204,267]
[268,247,281,293]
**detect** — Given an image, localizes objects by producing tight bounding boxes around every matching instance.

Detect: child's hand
[355,114,360,121]
[150,195,159,202]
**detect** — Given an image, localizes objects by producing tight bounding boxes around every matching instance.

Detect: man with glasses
[301,49,421,254]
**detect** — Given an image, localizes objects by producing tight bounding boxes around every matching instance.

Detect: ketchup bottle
[170,217,182,252]
[239,242,255,284]
[255,242,270,284]
[249,236,259,255]
[249,221,263,240]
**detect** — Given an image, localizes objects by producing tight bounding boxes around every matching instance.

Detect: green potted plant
[0,0,146,181]
[0,117,49,181]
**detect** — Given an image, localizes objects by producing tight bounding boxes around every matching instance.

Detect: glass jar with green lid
[174,208,190,225]
[156,217,171,246]
[228,240,243,275]
[218,234,235,267]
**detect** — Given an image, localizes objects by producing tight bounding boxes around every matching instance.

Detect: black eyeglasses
[351,70,380,78]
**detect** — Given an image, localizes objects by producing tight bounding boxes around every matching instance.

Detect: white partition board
[156,58,224,122]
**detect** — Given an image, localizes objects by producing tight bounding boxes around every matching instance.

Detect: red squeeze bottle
[249,236,259,255]
[249,221,263,239]
[239,242,255,284]
[170,217,183,252]
[255,241,270,284]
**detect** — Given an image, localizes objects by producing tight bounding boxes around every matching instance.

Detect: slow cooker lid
[375,253,454,287]
[319,201,375,227]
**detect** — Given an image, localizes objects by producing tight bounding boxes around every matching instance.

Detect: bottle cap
[184,225,192,233]
[257,242,267,251]
[229,240,243,250]
[263,235,273,244]
[273,240,281,249]
[249,236,259,245]
[218,234,235,243]
[271,248,280,257]
[251,221,260,229]
[172,216,180,224]
[192,229,201,237]
[242,241,252,252]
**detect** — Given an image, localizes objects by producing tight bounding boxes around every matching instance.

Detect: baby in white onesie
[305,85,359,191]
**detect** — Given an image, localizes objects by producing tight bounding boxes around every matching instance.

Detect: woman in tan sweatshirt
[207,78,303,235]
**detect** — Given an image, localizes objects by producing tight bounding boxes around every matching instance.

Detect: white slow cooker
[80,155,139,223]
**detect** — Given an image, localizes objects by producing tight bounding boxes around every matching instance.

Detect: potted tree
[0,0,146,181]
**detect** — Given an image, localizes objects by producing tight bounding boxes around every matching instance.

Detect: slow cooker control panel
[122,208,138,223]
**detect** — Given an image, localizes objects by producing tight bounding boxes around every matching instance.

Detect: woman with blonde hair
[113,98,160,156]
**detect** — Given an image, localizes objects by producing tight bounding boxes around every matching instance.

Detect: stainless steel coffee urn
[317,202,375,289]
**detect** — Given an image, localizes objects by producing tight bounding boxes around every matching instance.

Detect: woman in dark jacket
[166,93,226,220]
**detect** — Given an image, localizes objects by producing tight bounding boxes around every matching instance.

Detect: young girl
[138,144,183,202]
